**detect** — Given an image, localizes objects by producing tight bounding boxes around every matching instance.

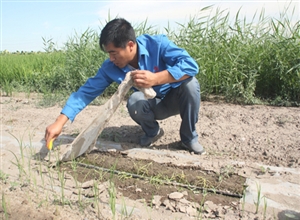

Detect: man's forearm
[56,114,69,126]
[154,70,190,85]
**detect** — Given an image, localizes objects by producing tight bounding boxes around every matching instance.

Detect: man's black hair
[99,18,136,51]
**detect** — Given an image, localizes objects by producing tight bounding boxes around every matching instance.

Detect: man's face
[104,41,134,68]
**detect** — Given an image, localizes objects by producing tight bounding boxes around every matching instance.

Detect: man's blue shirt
[61,34,199,121]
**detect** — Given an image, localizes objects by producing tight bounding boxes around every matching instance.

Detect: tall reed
[1,5,299,105]
[170,5,299,105]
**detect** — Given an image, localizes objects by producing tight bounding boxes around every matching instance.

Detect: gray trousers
[126,77,200,144]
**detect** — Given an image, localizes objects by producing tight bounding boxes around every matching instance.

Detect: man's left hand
[131,70,156,88]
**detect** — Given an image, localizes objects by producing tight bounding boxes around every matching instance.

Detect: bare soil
[63,150,244,205]
[0,94,299,220]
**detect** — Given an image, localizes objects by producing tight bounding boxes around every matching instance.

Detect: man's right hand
[45,114,69,149]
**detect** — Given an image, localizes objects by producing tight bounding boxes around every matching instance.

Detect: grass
[108,163,117,219]
[1,192,9,220]
[3,134,111,217]
[92,180,101,219]
[253,182,268,218]
[197,189,208,220]
[0,5,299,106]
[254,182,262,214]
[168,5,299,105]
[0,170,9,183]
[263,197,268,219]
[120,197,135,218]
[241,188,246,217]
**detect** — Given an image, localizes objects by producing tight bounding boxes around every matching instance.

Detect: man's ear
[128,41,135,50]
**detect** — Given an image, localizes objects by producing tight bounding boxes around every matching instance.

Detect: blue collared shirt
[61,34,199,121]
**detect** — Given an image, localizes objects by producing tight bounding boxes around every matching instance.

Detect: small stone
[81,180,94,189]
[163,199,175,212]
[53,209,60,216]
[209,212,217,218]
[97,183,108,193]
[178,204,186,213]
[169,192,184,200]
[152,195,162,209]
[182,191,188,196]
[231,201,238,206]
[83,188,94,198]
[163,199,170,206]
[205,200,217,209]
[223,205,230,210]
[204,213,210,218]
[205,208,212,213]
[120,151,128,155]
[179,198,190,205]
[136,199,146,203]
[169,200,176,208]
[186,206,197,216]
[191,202,200,209]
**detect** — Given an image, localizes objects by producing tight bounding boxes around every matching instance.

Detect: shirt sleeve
[160,35,199,80]
[61,68,112,122]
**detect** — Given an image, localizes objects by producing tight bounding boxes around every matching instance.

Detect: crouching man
[45,18,205,155]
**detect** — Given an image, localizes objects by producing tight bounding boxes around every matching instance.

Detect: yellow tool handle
[47,139,54,150]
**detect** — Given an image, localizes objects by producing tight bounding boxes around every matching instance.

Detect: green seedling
[9,150,27,180]
[108,163,117,219]
[57,169,70,205]
[1,192,9,220]
[263,197,268,219]
[0,170,9,183]
[134,161,152,176]
[73,176,84,211]
[241,188,246,216]
[93,180,102,219]
[197,189,208,220]
[70,158,78,172]
[118,171,132,180]
[149,174,164,187]
[120,197,135,218]
[108,180,116,219]
[254,182,262,214]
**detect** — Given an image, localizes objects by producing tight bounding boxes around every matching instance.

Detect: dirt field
[0,94,299,219]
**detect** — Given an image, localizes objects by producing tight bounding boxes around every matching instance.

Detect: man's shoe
[140,128,164,147]
[182,141,206,155]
